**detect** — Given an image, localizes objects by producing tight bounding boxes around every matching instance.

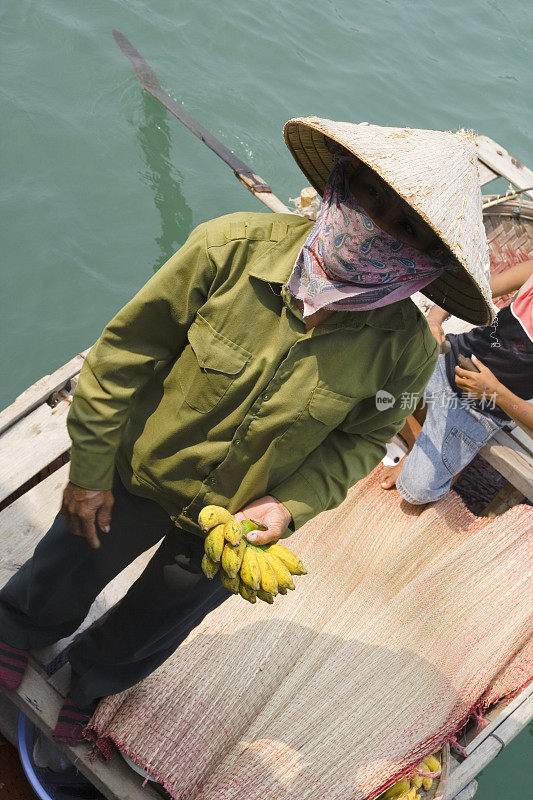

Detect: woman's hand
[454,355,501,400]
[60,483,114,549]
[235,496,292,545]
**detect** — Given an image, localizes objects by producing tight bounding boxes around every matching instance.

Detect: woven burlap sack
[88,466,533,800]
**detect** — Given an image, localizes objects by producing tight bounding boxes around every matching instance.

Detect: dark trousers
[0,469,231,707]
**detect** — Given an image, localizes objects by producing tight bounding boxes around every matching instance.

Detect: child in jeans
[381,259,533,503]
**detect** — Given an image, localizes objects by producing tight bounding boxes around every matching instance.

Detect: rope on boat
[482,185,533,211]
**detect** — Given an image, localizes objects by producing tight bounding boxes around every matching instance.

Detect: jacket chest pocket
[308,387,356,427]
[177,314,252,413]
[275,385,356,458]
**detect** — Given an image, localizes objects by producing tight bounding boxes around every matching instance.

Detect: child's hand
[455,355,501,400]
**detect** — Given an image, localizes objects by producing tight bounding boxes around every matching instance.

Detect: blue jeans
[396,355,506,504]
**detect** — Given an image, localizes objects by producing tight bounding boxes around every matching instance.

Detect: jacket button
[208,476,215,484]
[234,438,241,445]
[262,393,270,401]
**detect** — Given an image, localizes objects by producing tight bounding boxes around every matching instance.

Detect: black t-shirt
[445,304,533,421]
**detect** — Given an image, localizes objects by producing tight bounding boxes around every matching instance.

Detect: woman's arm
[67,222,215,491]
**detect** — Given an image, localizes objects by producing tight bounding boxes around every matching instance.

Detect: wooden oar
[112,30,290,213]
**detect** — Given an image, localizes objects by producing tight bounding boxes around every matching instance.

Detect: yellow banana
[239,580,257,603]
[410,775,422,789]
[220,569,240,594]
[383,779,411,798]
[266,544,307,575]
[198,505,232,532]
[201,554,220,579]
[278,586,288,595]
[221,539,247,578]
[417,759,434,792]
[423,755,441,774]
[240,546,261,590]
[204,524,226,562]
[223,519,244,546]
[254,549,279,595]
[257,588,275,604]
[265,552,295,591]
[398,791,416,800]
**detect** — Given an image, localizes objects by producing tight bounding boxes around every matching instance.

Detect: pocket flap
[309,387,355,425]
[187,314,252,374]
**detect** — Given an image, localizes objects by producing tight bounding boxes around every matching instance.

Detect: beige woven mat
[87,466,533,800]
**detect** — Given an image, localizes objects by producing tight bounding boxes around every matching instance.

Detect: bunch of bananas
[379,754,441,799]
[198,505,307,604]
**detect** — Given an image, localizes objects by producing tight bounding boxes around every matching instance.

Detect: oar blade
[112,30,289,210]
[112,29,161,94]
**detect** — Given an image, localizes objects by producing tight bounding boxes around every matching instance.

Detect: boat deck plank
[476,136,533,201]
[450,781,478,800]
[0,349,89,437]
[0,463,68,587]
[0,400,72,505]
[477,160,499,186]
[506,419,533,455]
[463,681,533,756]
[480,428,533,502]
[2,660,162,800]
[444,691,533,799]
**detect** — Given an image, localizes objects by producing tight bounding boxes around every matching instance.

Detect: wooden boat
[0,136,532,800]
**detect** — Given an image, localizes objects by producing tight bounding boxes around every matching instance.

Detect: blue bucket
[17,713,105,800]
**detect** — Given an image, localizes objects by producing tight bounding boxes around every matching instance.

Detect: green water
[0,0,531,794]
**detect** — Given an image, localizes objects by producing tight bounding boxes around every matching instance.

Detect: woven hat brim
[284,119,496,326]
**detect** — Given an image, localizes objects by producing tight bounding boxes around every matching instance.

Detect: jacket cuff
[68,446,115,491]
[270,471,322,534]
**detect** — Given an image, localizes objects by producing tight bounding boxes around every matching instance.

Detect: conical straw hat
[284,116,497,325]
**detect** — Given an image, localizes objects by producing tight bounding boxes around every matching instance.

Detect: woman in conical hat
[0,117,497,738]
[283,116,496,328]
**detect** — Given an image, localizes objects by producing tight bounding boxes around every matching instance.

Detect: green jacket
[67,212,438,537]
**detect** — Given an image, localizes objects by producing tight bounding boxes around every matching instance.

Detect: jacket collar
[248,220,414,331]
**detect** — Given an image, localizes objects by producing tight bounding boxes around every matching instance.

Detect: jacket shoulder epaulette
[205,211,309,248]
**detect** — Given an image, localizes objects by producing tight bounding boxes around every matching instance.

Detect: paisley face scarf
[285,160,446,317]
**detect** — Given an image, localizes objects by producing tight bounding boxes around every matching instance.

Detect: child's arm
[492,384,533,439]
[426,260,533,348]
[425,305,450,345]
[455,355,533,439]
[490,259,533,298]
